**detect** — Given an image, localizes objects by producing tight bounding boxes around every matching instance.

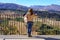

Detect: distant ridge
[30,4,60,11]
[0,3,28,11]
[0,3,60,11]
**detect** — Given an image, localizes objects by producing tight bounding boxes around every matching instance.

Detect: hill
[30,4,60,11]
[0,3,60,11]
[0,3,28,11]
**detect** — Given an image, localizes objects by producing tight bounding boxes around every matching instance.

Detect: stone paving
[0,35,60,40]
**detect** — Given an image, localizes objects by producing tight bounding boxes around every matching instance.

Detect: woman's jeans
[27,21,33,35]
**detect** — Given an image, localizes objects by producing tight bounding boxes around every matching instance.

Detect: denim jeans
[27,21,33,35]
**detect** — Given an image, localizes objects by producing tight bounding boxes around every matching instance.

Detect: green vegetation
[0,25,19,35]
[35,11,60,20]
[14,17,24,22]
[36,24,60,35]
[56,18,60,21]
[0,19,19,35]
[0,10,60,35]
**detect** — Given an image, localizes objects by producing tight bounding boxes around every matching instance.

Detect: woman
[24,8,38,37]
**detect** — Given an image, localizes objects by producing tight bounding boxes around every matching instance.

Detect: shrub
[14,17,24,22]
[36,24,60,35]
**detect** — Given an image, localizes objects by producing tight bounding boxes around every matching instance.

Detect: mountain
[30,4,60,11]
[0,3,60,20]
[0,3,28,11]
[0,3,60,11]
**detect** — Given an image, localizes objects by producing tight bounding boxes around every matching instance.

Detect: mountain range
[0,3,60,11]
[0,3,28,11]
[30,4,60,11]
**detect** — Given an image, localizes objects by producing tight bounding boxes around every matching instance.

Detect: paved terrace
[0,35,60,40]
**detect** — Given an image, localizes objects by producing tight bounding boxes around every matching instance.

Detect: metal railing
[0,10,60,35]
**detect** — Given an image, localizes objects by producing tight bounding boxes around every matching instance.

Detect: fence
[0,9,60,35]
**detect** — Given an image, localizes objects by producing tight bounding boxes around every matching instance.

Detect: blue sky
[0,0,60,7]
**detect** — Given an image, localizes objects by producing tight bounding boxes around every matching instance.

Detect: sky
[0,0,60,7]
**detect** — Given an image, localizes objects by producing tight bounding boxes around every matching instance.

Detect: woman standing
[24,8,38,37]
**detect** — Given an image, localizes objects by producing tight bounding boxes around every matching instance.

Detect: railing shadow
[33,36,60,40]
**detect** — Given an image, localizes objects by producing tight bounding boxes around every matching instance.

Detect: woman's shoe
[28,35,32,37]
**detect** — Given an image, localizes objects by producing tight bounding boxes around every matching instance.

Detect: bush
[0,19,19,35]
[32,21,42,31]
[0,25,19,35]
[14,17,24,22]
[36,24,60,35]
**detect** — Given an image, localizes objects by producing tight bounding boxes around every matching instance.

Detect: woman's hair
[23,12,26,16]
[23,8,33,16]
[28,8,33,15]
